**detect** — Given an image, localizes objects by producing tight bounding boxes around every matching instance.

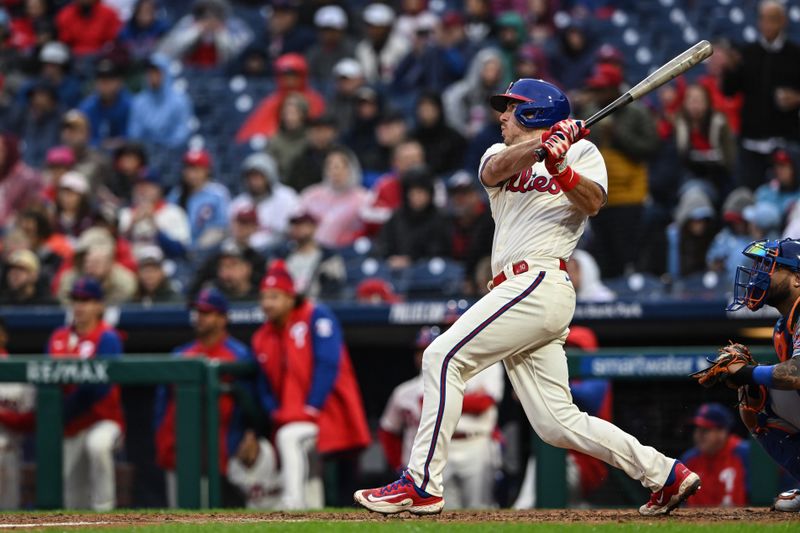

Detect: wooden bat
[534,40,714,161]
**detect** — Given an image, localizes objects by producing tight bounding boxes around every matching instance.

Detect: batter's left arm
[562,178,606,217]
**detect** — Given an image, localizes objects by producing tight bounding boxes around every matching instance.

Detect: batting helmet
[415,326,441,350]
[729,239,800,311]
[489,78,570,129]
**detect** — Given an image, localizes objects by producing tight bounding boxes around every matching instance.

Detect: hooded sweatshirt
[411,92,467,175]
[235,54,326,141]
[128,54,194,148]
[443,48,507,137]
[230,153,299,250]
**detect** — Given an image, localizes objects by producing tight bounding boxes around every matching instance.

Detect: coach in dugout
[249,260,369,509]
[154,288,253,507]
[47,277,125,511]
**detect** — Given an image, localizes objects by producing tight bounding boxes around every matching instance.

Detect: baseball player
[379,326,504,509]
[692,238,800,512]
[354,78,700,515]
[154,288,254,508]
[47,277,125,511]
[0,318,35,509]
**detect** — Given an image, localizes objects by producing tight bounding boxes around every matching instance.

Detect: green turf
[29,523,798,533]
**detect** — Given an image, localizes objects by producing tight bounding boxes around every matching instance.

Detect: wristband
[554,166,581,193]
[728,365,774,387]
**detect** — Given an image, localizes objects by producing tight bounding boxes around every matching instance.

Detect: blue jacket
[166,181,230,252]
[128,54,193,148]
[79,89,132,146]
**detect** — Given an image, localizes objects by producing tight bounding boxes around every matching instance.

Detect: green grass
[34,524,798,533]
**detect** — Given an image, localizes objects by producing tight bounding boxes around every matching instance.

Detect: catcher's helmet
[415,326,441,350]
[729,239,800,311]
[489,78,570,129]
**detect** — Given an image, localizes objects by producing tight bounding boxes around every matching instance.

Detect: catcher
[691,239,800,512]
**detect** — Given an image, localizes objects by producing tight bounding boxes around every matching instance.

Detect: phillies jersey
[154,335,253,473]
[380,362,504,468]
[681,434,749,507]
[479,139,608,275]
[47,322,125,436]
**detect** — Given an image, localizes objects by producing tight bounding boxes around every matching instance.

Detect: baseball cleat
[353,470,444,515]
[638,461,701,516]
[773,489,800,512]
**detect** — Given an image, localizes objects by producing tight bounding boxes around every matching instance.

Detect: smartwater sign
[26,361,110,384]
[578,355,711,378]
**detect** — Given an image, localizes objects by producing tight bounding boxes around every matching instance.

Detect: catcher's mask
[728,239,800,311]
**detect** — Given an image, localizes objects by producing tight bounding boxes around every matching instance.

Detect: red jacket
[47,321,125,436]
[681,434,749,507]
[252,301,370,454]
[56,2,122,56]
[154,335,252,473]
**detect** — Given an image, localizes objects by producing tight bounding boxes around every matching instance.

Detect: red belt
[492,259,567,288]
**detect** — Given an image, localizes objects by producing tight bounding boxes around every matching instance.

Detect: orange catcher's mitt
[690,342,757,388]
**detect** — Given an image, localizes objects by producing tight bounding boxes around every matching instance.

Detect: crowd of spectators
[0,0,799,308]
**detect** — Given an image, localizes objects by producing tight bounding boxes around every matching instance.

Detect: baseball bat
[534,40,714,162]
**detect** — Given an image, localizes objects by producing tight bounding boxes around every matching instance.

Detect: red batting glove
[540,131,571,173]
[550,119,590,143]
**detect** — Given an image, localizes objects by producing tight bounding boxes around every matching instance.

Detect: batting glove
[550,119,590,143]
[540,131,571,172]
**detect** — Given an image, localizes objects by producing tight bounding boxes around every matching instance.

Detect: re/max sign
[26,361,110,384]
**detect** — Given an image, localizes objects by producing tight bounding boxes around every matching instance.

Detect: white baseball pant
[0,427,22,509]
[63,420,122,510]
[443,435,496,509]
[227,438,282,509]
[406,261,675,497]
[275,421,324,510]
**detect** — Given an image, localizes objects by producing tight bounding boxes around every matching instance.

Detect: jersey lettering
[504,168,562,195]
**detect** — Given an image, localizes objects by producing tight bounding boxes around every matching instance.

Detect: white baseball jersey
[380,362,504,466]
[0,384,35,421]
[479,139,608,275]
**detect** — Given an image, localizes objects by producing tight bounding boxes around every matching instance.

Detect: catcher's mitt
[690,342,757,388]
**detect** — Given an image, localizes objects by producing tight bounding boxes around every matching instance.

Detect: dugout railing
[0,348,782,509]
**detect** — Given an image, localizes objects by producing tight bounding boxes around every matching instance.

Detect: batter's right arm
[480,137,543,187]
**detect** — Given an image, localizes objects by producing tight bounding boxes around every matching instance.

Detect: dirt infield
[0,508,795,527]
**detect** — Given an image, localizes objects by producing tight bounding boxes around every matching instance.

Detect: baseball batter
[355,78,700,515]
[379,326,504,509]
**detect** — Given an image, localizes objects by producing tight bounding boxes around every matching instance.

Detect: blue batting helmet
[729,239,800,311]
[415,326,441,350]
[489,78,570,129]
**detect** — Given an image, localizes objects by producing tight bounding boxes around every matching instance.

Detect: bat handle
[534,147,547,162]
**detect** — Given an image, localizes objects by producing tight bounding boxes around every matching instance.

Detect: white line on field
[0,521,112,529]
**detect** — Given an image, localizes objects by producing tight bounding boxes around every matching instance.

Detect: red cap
[774,149,792,166]
[183,149,212,168]
[586,64,624,89]
[441,11,464,27]
[260,259,295,295]
[356,278,401,303]
[234,206,258,225]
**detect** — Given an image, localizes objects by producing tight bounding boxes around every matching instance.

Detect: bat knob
[534,147,547,162]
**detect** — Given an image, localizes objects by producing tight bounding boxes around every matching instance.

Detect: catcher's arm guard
[690,342,757,388]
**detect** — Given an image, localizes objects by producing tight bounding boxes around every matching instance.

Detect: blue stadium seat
[396,258,465,298]
[604,273,667,300]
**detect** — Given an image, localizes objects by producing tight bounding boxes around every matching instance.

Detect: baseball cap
[774,149,793,166]
[441,11,464,27]
[70,277,104,301]
[414,12,439,34]
[274,53,307,75]
[356,86,378,103]
[233,206,258,225]
[314,5,347,30]
[58,171,89,194]
[62,109,89,130]
[356,278,400,303]
[586,64,624,90]
[6,249,40,276]
[95,58,121,78]
[135,168,162,186]
[364,3,395,26]
[288,208,318,225]
[45,146,75,167]
[183,149,212,168]
[192,287,229,314]
[447,170,477,191]
[39,42,70,65]
[692,403,733,430]
[596,44,624,65]
[218,239,246,260]
[333,58,364,79]
[135,244,164,267]
[260,260,296,296]
[308,113,338,127]
[74,227,115,254]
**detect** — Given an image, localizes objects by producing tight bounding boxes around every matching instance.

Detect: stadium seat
[604,273,667,300]
[395,258,465,299]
